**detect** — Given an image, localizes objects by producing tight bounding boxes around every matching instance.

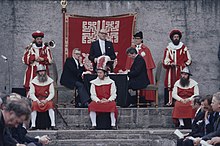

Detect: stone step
[49,138,176,146]
[27,129,190,146]
[55,107,174,129]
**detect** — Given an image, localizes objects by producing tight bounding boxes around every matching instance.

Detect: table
[84,74,128,107]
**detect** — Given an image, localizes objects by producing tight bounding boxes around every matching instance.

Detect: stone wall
[0,0,219,100]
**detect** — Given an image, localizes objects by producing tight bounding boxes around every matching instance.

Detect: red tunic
[125,44,156,101]
[32,83,54,112]
[88,84,118,118]
[163,42,191,90]
[22,44,53,91]
[172,87,196,119]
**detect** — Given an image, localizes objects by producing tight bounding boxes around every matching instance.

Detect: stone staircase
[27,108,189,146]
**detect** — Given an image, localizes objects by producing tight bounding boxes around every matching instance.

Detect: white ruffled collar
[31,76,53,86]
[167,42,183,50]
[90,76,114,86]
[32,43,45,49]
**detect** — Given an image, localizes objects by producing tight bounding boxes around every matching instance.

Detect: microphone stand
[7,59,10,94]
[1,55,10,94]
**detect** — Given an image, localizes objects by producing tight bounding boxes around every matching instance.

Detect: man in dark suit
[126,47,150,106]
[60,48,90,106]
[0,99,31,146]
[126,47,150,90]
[177,96,204,146]
[193,92,220,146]
[88,29,116,72]
[178,95,216,146]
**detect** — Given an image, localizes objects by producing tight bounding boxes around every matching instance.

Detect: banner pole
[60,0,67,65]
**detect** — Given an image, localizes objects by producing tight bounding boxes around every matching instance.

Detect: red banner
[63,13,136,71]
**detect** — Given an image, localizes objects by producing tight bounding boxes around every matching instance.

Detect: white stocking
[89,111,97,126]
[31,111,37,127]
[48,109,55,126]
[179,118,184,126]
[110,112,116,126]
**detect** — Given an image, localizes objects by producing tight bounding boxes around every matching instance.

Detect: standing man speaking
[89,29,116,72]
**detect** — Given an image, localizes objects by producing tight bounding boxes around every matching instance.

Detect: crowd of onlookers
[177,92,220,146]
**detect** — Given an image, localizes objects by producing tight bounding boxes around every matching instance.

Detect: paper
[174,129,184,139]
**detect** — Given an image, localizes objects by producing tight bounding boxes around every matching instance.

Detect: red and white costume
[125,44,156,101]
[30,76,54,112]
[88,76,118,115]
[22,43,53,91]
[163,42,191,102]
[29,75,55,128]
[172,78,199,119]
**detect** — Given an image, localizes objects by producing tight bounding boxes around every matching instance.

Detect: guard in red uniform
[125,31,156,104]
[22,31,53,94]
[163,29,192,106]
[88,56,118,130]
[172,67,199,129]
[29,64,56,130]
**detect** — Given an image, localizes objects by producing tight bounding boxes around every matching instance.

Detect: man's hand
[36,57,44,62]
[78,56,83,66]
[41,99,48,105]
[180,99,186,104]
[209,137,220,145]
[170,62,176,67]
[185,98,191,103]
[39,135,50,145]
[193,137,202,146]
[37,100,45,107]
[100,98,109,103]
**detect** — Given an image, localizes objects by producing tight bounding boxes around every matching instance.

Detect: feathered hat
[96,55,111,71]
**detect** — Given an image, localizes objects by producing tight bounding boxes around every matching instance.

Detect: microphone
[1,55,7,61]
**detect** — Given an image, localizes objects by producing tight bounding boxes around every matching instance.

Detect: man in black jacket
[60,48,90,106]
[126,47,150,90]
[177,96,204,146]
[178,95,216,146]
[89,29,116,72]
[126,47,150,106]
[0,99,31,146]
[0,94,50,146]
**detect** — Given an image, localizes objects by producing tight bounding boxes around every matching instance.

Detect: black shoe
[89,126,96,130]
[178,125,185,129]
[111,126,117,130]
[128,104,136,108]
[164,102,173,107]
[29,127,37,130]
[49,126,58,130]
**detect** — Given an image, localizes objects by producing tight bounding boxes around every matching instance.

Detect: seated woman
[88,56,118,130]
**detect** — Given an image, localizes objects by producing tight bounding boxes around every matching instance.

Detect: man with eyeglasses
[60,48,90,107]
[89,29,116,72]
